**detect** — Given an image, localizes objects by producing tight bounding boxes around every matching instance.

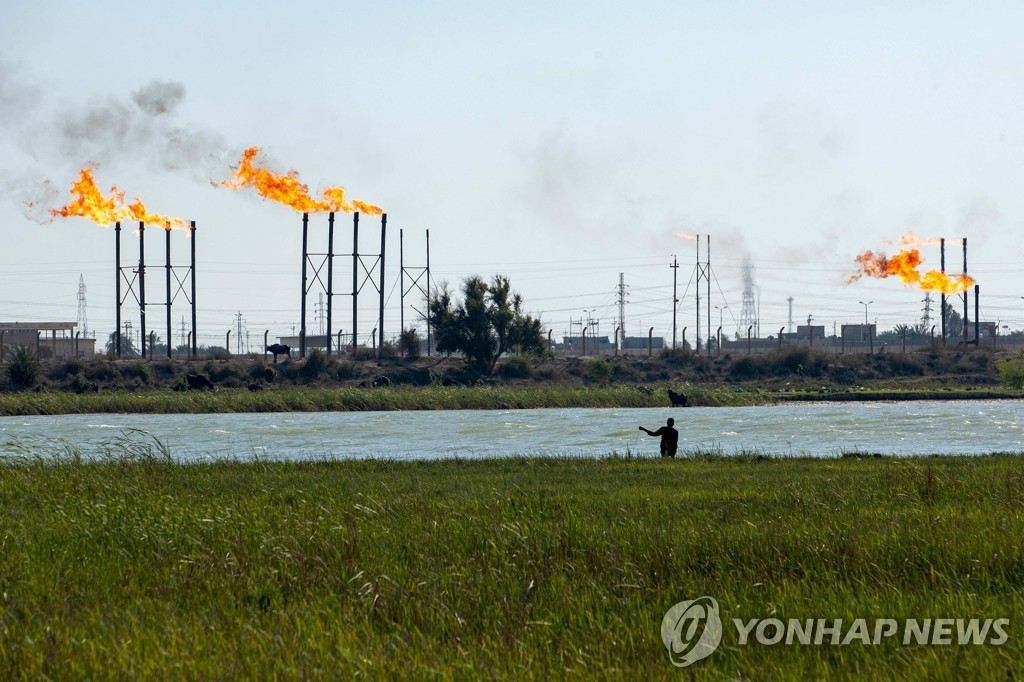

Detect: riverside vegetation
[1,346,1023,415]
[0,447,1021,679]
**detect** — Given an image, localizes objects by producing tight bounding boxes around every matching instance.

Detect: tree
[942,302,964,341]
[105,330,138,356]
[427,275,546,375]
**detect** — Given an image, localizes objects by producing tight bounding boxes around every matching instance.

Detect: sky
[1,1,1023,350]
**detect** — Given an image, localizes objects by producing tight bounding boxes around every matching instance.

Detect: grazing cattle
[266,343,291,363]
[667,388,689,407]
[372,375,391,387]
[185,373,215,391]
[247,381,264,392]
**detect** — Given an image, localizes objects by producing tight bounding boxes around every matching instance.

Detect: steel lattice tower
[738,258,757,337]
[76,274,89,339]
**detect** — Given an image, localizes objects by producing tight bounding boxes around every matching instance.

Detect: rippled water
[1,400,1022,461]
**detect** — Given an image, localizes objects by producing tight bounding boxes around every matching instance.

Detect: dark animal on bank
[266,343,291,363]
[667,388,688,407]
[248,381,264,392]
[358,375,392,388]
[185,373,215,391]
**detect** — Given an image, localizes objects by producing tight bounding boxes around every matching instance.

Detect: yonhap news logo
[660,596,724,667]
[662,596,1009,668]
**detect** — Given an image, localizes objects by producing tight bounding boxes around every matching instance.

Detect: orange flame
[222,147,383,215]
[50,168,188,230]
[850,248,974,294]
[897,230,942,246]
[673,232,698,241]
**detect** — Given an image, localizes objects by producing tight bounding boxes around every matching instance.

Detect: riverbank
[1,454,1021,678]
[0,384,767,416]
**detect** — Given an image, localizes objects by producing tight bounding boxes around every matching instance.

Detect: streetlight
[858,301,872,326]
[714,305,728,349]
[714,305,728,330]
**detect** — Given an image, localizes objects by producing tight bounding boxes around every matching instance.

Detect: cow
[247,381,264,392]
[667,388,689,407]
[266,343,291,363]
[185,373,215,391]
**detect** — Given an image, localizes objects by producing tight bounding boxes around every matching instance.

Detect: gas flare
[673,232,698,241]
[897,230,942,246]
[50,168,187,230]
[850,248,974,294]
[222,147,383,215]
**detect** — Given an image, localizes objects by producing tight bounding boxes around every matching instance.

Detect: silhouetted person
[640,418,679,458]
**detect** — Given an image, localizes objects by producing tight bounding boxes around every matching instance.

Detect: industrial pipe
[187,331,192,358]
[75,331,80,359]
[139,222,146,359]
[300,213,308,358]
[648,327,654,357]
[778,327,784,352]
[614,326,620,356]
[264,330,269,355]
[581,326,588,357]
[165,222,172,359]
[226,330,231,355]
[747,325,752,355]
[115,222,122,357]
[190,221,197,358]
[716,325,722,356]
[326,212,334,356]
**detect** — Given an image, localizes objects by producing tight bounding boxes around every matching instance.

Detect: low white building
[0,322,96,359]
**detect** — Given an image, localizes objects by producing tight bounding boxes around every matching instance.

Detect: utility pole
[179,316,188,350]
[235,311,244,355]
[922,293,932,332]
[617,272,627,348]
[670,256,678,349]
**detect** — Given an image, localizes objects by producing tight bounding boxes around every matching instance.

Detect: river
[1,400,1022,461]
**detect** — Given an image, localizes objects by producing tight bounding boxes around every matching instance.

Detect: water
[1,401,1022,462]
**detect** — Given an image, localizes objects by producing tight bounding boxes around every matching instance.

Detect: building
[0,322,95,359]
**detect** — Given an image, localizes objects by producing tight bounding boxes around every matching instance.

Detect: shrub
[587,358,612,384]
[497,356,533,379]
[300,349,331,381]
[51,359,85,380]
[335,361,358,381]
[86,360,121,382]
[123,361,153,384]
[7,347,39,388]
[997,357,1024,389]
[399,329,421,359]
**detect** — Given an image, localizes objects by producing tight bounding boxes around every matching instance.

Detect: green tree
[105,330,138,356]
[943,303,964,341]
[427,275,546,375]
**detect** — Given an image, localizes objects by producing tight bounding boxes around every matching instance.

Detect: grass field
[1,451,1021,679]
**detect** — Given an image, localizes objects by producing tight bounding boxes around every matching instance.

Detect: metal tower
[738,258,757,337]
[76,274,89,339]
[617,272,627,346]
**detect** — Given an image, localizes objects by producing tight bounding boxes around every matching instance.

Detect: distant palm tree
[105,331,138,356]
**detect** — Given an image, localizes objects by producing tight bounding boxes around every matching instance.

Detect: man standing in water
[639,418,679,458]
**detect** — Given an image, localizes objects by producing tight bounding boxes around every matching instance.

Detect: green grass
[1,450,1022,679]
[0,383,766,416]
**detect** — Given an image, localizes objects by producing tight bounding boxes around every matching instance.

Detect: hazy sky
[2,1,1022,349]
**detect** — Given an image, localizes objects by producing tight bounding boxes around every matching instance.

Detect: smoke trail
[0,56,235,218]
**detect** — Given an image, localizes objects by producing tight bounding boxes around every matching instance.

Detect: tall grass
[0,384,766,416]
[0,452,1021,678]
